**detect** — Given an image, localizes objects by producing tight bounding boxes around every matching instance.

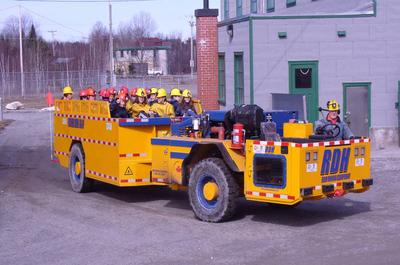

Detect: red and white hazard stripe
[55,133,117,147]
[55,113,118,122]
[120,178,150,183]
[313,179,362,191]
[152,178,168,183]
[253,138,369,148]
[86,169,117,181]
[54,151,69,156]
[246,191,295,200]
[119,118,149,123]
[119,153,147,158]
[253,141,289,147]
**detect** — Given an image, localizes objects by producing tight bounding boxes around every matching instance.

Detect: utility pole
[48,30,57,57]
[18,5,25,98]
[188,16,195,79]
[108,0,115,87]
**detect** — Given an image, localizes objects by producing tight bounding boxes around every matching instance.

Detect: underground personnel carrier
[53,100,373,222]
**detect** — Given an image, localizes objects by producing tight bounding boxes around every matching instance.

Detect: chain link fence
[0,71,197,99]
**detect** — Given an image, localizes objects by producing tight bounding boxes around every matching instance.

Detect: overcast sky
[0,0,220,41]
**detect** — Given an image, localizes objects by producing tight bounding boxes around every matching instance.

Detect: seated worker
[169,88,183,116]
[79,89,88,100]
[314,100,354,140]
[129,88,150,117]
[120,86,129,96]
[149,88,175,117]
[112,93,130,118]
[147,87,158,106]
[126,88,137,111]
[61,86,73,100]
[180,89,197,116]
[108,87,117,102]
[99,88,110,101]
[86,88,96,100]
[101,90,110,102]
[108,88,118,116]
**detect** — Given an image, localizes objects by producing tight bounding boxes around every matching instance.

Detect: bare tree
[116,12,157,64]
[89,21,109,71]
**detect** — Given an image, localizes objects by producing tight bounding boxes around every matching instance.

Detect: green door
[234,52,244,105]
[289,61,319,122]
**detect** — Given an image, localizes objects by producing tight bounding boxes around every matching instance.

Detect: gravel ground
[1,111,400,265]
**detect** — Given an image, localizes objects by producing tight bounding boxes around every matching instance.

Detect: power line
[21,6,87,37]
[0,5,18,12]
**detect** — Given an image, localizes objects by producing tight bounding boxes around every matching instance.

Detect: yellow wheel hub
[74,161,81,175]
[203,182,219,201]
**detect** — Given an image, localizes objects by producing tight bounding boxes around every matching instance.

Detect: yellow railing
[55,100,111,118]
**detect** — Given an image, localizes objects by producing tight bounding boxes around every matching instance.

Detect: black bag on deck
[224,104,265,139]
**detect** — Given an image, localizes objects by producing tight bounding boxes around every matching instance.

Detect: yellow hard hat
[63,86,73,94]
[150,87,158,94]
[327,100,340,112]
[136,88,146,97]
[170,88,182,97]
[157,88,167,98]
[182,89,192,98]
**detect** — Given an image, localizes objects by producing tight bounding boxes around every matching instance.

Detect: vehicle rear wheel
[69,143,93,193]
[188,158,239,222]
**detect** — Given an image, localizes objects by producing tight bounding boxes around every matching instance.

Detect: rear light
[343,181,354,190]
[313,152,318,161]
[306,152,310,161]
[361,147,365,156]
[362,179,373,187]
[354,148,359,156]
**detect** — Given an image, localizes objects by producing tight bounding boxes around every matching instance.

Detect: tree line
[0,12,194,77]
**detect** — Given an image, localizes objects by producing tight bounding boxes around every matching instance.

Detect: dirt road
[1,111,400,265]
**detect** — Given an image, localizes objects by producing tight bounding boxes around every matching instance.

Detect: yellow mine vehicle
[53,100,373,222]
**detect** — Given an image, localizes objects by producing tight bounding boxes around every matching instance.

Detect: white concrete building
[114,38,170,76]
[217,0,399,148]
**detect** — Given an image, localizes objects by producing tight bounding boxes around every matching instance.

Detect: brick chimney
[195,0,219,110]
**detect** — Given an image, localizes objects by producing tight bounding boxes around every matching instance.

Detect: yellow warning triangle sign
[124,167,133,175]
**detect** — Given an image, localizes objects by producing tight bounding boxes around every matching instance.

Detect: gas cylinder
[231,123,245,149]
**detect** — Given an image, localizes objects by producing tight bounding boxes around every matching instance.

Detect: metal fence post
[0,97,3,121]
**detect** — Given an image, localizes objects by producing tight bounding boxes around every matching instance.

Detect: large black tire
[188,158,239,222]
[69,143,93,193]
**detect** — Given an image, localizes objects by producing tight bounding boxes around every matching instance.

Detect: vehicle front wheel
[69,143,93,193]
[188,158,239,222]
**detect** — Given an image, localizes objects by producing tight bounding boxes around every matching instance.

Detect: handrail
[55,100,111,118]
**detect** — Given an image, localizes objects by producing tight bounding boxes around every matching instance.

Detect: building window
[295,68,312,89]
[266,0,275,12]
[236,0,242,17]
[251,0,257,13]
[224,0,229,19]
[286,0,296,8]
[234,52,244,105]
[218,53,226,105]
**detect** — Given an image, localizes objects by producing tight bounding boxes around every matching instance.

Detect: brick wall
[196,15,219,110]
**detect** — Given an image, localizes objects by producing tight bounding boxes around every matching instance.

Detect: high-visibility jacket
[150,102,175,117]
[129,103,150,118]
[314,117,354,140]
[126,100,135,112]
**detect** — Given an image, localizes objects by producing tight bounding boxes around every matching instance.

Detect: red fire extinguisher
[231,123,245,149]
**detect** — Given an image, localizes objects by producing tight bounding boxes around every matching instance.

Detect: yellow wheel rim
[74,161,81,175]
[203,182,219,201]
